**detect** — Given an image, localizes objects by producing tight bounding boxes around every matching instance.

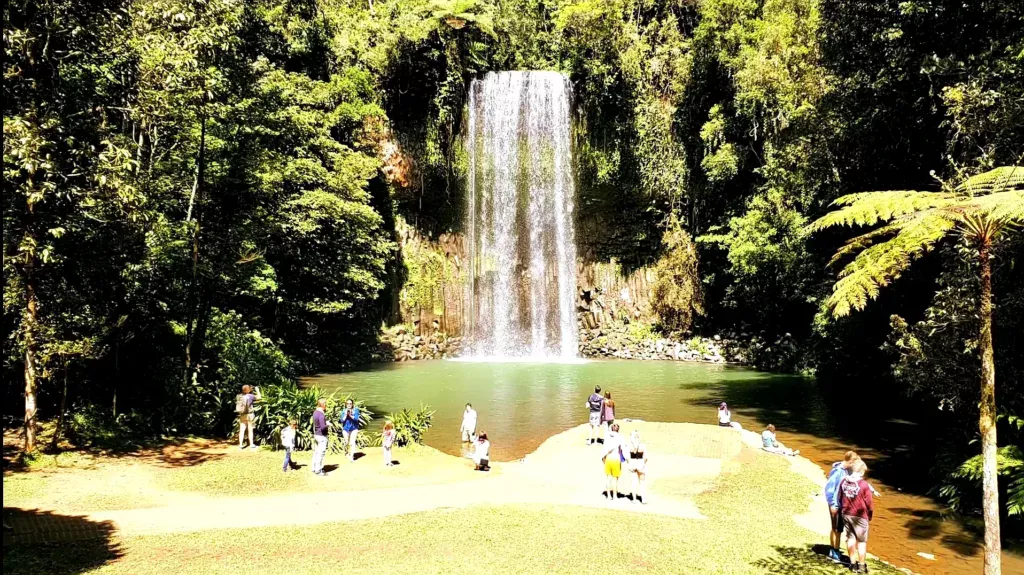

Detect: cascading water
[464,71,578,360]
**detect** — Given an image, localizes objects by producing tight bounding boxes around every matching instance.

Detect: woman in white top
[718,402,732,427]
[627,430,648,504]
[473,432,490,471]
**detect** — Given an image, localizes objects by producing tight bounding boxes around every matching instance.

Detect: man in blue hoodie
[824,451,858,561]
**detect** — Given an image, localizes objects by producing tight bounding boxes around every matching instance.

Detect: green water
[303,359,821,461]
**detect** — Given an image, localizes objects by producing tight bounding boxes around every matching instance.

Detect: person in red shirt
[838,459,874,573]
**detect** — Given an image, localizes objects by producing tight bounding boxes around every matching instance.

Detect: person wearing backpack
[584,385,604,445]
[235,385,261,450]
[838,459,875,574]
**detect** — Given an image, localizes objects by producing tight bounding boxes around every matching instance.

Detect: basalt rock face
[377,324,464,361]
[375,321,745,365]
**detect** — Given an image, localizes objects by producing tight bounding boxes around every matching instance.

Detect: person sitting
[718,402,732,427]
[761,424,799,456]
[472,432,490,471]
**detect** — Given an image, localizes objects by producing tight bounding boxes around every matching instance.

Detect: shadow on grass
[2,508,121,575]
[752,545,897,575]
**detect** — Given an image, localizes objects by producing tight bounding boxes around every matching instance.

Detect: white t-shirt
[462,409,478,432]
[762,430,776,448]
[473,440,490,463]
[718,408,731,424]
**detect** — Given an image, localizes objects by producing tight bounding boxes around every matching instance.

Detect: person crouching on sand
[473,432,490,471]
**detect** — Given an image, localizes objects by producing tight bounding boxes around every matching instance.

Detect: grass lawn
[3,442,481,512]
[3,445,904,575]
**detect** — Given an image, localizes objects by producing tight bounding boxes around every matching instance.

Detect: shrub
[250,382,372,451]
[651,226,703,335]
[65,404,150,450]
[363,405,434,448]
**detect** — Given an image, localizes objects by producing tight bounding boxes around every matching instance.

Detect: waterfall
[465,71,578,360]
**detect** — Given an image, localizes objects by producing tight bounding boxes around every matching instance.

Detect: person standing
[585,386,605,445]
[601,391,616,439]
[628,430,648,504]
[382,420,396,467]
[312,399,331,476]
[235,385,261,450]
[824,451,859,562]
[340,398,361,461]
[838,459,874,573]
[280,419,297,472]
[460,403,478,443]
[602,423,624,501]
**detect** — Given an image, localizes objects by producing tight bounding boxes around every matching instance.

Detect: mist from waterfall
[464,71,578,360]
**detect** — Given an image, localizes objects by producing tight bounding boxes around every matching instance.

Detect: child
[839,459,874,573]
[382,421,396,467]
[473,432,490,471]
[602,423,624,501]
[281,419,297,472]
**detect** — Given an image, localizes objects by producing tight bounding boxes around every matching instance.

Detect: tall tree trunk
[51,359,69,451]
[23,252,40,452]
[978,239,1001,575]
[184,113,207,386]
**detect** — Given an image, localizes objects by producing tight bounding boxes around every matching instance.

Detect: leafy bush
[164,309,293,436]
[249,382,372,451]
[938,414,1024,519]
[363,405,435,448]
[651,227,703,335]
[627,322,658,343]
[65,404,151,450]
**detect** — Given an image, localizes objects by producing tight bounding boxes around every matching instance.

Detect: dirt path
[82,423,780,536]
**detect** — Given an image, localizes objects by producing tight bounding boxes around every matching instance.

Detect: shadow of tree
[2,507,121,575]
[752,545,901,575]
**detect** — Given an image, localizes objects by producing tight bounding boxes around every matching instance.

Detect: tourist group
[235,384,875,573]
[718,400,879,573]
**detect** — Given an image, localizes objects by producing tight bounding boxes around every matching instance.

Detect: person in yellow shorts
[602,423,624,500]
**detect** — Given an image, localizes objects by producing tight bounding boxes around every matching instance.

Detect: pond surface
[305,359,1023,575]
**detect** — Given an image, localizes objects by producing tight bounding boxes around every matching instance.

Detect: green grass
[3,453,902,575]
[3,442,480,513]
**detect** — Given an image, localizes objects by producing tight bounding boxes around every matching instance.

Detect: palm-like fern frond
[826,213,955,316]
[956,165,1024,196]
[810,166,1024,318]
[807,191,952,232]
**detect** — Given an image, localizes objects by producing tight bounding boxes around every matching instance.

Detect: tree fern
[810,165,1023,575]
[810,166,1024,317]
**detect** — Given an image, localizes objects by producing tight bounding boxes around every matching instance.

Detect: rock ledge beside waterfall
[375,322,744,365]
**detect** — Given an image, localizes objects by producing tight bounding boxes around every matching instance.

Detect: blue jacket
[825,462,848,508]
[341,407,361,433]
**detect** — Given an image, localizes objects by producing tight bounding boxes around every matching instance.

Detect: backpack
[235,394,250,415]
[588,394,603,412]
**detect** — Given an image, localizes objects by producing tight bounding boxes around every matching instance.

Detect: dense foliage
[4,0,1022,540]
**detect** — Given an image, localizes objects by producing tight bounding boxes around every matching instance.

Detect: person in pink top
[838,459,874,573]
